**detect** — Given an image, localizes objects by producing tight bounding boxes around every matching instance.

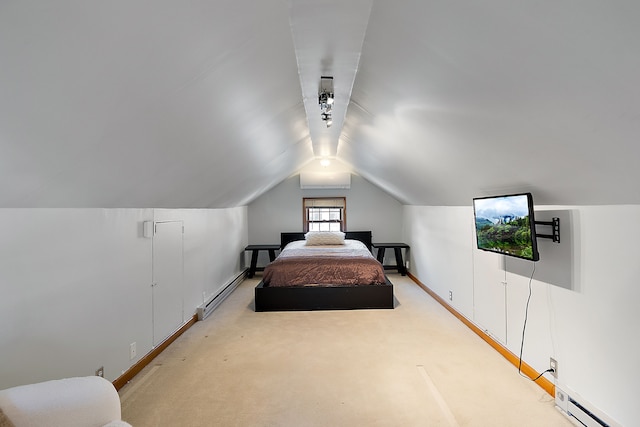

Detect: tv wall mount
[535,217,560,243]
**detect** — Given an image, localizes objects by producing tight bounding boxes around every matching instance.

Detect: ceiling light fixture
[319,76,334,128]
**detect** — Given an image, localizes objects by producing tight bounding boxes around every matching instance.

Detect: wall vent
[299,171,350,189]
[197,270,247,320]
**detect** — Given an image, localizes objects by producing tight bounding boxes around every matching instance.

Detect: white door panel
[152,221,184,346]
[473,250,507,344]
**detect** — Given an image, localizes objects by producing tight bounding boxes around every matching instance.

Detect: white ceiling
[1,1,639,207]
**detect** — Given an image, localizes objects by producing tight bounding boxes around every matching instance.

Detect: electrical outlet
[549,357,558,378]
[448,290,453,301]
[95,366,104,377]
[130,342,137,360]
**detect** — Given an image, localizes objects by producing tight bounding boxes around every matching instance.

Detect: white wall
[154,209,248,309]
[0,207,248,389]
[402,206,475,316]
[403,204,640,426]
[248,174,404,262]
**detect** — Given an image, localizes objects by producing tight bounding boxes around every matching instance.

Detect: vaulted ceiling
[1,1,639,208]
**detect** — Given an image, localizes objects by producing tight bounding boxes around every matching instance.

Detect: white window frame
[303,197,346,232]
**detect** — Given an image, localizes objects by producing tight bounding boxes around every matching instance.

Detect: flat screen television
[473,192,539,262]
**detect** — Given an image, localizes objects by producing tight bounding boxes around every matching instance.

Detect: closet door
[152,221,184,346]
[473,250,507,344]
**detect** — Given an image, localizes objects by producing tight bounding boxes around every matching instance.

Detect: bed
[254,231,394,311]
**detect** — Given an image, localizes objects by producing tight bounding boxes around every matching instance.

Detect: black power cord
[517,262,553,382]
[531,368,555,381]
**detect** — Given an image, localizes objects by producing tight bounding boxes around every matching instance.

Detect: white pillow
[305,231,345,246]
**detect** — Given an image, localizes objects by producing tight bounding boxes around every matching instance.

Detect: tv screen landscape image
[473,193,539,262]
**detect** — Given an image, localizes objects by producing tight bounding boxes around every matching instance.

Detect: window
[303,197,346,232]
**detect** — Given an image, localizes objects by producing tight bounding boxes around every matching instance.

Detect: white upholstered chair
[0,376,131,427]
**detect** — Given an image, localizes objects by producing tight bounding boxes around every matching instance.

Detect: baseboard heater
[196,270,247,320]
[556,388,619,427]
[568,398,610,427]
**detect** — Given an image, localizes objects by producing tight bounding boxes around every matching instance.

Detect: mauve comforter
[262,240,386,287]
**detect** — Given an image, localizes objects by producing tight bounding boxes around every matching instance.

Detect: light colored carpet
[119,274,573,427]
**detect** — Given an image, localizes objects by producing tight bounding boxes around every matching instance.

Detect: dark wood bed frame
[254,231,394,312]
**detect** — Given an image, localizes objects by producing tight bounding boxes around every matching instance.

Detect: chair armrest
[0,377,124,427]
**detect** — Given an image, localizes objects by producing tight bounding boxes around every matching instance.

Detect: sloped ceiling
[1,1,639,208]
[342,1,640,205]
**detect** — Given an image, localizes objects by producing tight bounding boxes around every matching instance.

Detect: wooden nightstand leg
[394,247,406,275]
[248,250,259,278]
